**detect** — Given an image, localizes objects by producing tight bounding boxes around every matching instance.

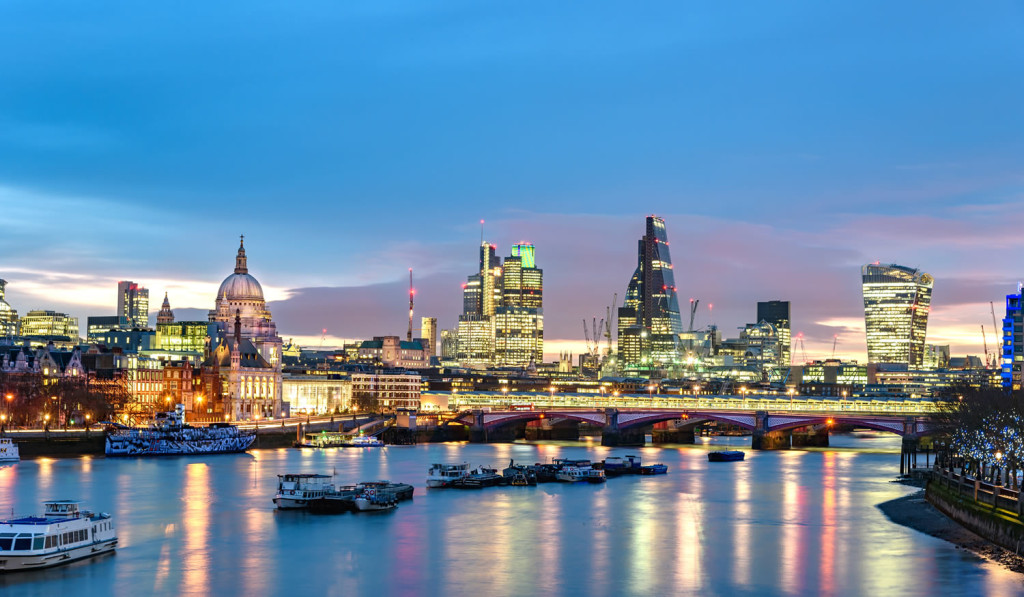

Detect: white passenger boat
[342,435,384,448]
[0,437,19,462]
[106,404,255,457]
[273,474,335,509]
[426,463,470,488]
[0,501,117,572]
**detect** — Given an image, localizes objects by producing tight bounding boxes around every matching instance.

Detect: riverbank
[878,489,1024,575]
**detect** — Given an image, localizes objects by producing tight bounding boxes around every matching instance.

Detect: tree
[351,391,379,413]
[936,385,1024,483]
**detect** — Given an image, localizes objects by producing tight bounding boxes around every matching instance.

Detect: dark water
[0,434,1020,597]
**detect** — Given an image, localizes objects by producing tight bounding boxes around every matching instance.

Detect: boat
[0,500,117,572]
[353,487,397,512]
[502,461,538,486]
[640,464,668,475]
[584,469,607,483]
[105,404,255,457]
[0,437,19,462]
[555,466,590,483]
[299,432,384,449]
[273,474,334,509]
[427,463,470,488]
[708,451,745,462]
[308,480,413,514]
[360,480,414,501]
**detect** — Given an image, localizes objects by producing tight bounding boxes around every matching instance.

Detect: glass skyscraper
[118,281,150,329]
[1002,290,1023,391]
[757,300,791,367]
[617,216,683,369]
[861,263,933,366]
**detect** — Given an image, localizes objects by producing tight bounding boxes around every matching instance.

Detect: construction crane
[831,335,838,359]
[981,324,990,369]
[688,298,700,332]
[319,328,327,350]
[583,317,604,359]
[603,293,618,360]
[991,301,1001,366]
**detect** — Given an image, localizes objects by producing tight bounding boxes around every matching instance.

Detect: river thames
[0,434,1020,596]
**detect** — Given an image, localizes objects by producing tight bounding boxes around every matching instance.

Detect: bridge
[432,390,939,451]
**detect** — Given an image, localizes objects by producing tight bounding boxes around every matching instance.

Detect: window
[33,536,44,550]
[0,534,13,550]
[13,537,30,550]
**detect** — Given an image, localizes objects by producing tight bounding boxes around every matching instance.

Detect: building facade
[757,300,791,367]
[282,371,353,414]
[351,371,421,410]
[206,237,284,420]
[861,263,933,367]
[19,310,79,340]
[1002,291,1023,390]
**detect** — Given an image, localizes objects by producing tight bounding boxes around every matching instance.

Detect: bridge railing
[438,391,941,416]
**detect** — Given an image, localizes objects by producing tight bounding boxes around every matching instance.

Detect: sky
[0,2,1022,363]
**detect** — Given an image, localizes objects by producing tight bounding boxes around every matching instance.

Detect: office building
[0,279,18,337]
[118,281,150,329]
[494,306,543,367]
[757,300,791,366]
[861,263,933,367]
[19,310,79,339]
[617,216,683,369]
[1002,291,1023,390]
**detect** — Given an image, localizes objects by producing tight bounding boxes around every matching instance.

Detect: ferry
[0,501,117,572]
[105,404,255,457]
[0,437,19,462]
[556,466,606,483]
[427,463,470,488]
[274,474,335,510]
[299,432,384,449]
[352,487,397,512]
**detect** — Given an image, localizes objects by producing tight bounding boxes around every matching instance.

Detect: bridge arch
[766,416,913,436]
[616,411,758,431]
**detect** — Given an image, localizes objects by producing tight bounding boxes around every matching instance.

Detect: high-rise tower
[1001,289,1023,390]
[495,242,544,367]
[117,281,150,329]
[617,216,683,369]
[757,300,791,367]
[861,263,933,366]
[0,279,18,337]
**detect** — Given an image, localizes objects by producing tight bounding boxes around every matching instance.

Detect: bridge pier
[601,409,646,447]
[469,410,487,443]
[652,420,695,444]
[751,411,790,450]
[791,426,829,448]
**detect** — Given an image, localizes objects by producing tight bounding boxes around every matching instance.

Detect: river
[0,433,1020,596]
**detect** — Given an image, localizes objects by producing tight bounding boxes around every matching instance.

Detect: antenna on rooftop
[480,219,485,244]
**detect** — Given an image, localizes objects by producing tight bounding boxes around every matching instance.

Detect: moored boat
[353,487,397,512]
[640,464,668,475]
[708,451,745,462]
[273,474,334,509]
[0,500,117,573]
[105,404,255,457]
[427,463,470,488]
[0,437,19,462]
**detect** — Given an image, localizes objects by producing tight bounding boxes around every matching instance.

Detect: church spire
[234,235,248,274]
[157,292,175,324]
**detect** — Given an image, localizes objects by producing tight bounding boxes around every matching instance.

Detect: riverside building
[861,263,933,367]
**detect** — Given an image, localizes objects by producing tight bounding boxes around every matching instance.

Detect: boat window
[33,536,44,550]
[0,535,13,550]
[13,537,30,550]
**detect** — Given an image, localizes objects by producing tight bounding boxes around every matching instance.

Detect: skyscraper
[617,216,683,369]
[861,263,933,366]
[420,316,437,357]
[757,300,791,366]
[118,281,150,329]
[0,279,18,337]
[494,243,544,366]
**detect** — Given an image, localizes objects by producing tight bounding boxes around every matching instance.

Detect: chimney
[234,310,242,344]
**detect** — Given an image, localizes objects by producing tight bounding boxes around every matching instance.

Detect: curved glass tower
[861,263,933,366]
[617,216,683,369]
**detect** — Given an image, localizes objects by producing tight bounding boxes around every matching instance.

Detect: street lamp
[841,390,847,410]
[549,385,556,403]
[647,384,655,402]
[0,413,5,435]
[4,393,11,426]
[788,388,795,411]
[44,413,50,433]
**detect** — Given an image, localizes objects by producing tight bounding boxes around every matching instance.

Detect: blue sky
[1,2,1022,360]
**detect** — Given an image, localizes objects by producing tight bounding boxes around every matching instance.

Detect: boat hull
[0,539,117,573]
[708,451,745,462]
[105,433,255,456]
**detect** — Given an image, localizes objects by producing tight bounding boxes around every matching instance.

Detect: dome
[218,273,264,301]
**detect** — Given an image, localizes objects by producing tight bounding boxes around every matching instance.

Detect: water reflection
[1,437,1019,597]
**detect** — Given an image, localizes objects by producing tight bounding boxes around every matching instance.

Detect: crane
[981,324,990,369]
[991,301,1001,366]
[831,334,838,359]
[688,298,700,332]
[319,328,327,350]
[603,292,618,360]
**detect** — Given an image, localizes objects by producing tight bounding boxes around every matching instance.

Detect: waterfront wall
[926,471,1024,554]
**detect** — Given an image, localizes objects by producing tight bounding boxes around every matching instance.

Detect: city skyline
[1,3,1021,362]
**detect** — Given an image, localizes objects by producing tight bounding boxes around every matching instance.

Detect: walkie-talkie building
[861,263,933,366]
[617,216,683,369]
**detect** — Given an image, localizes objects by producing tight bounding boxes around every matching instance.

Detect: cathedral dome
[218,273,264,301]
[217,236,264,300]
